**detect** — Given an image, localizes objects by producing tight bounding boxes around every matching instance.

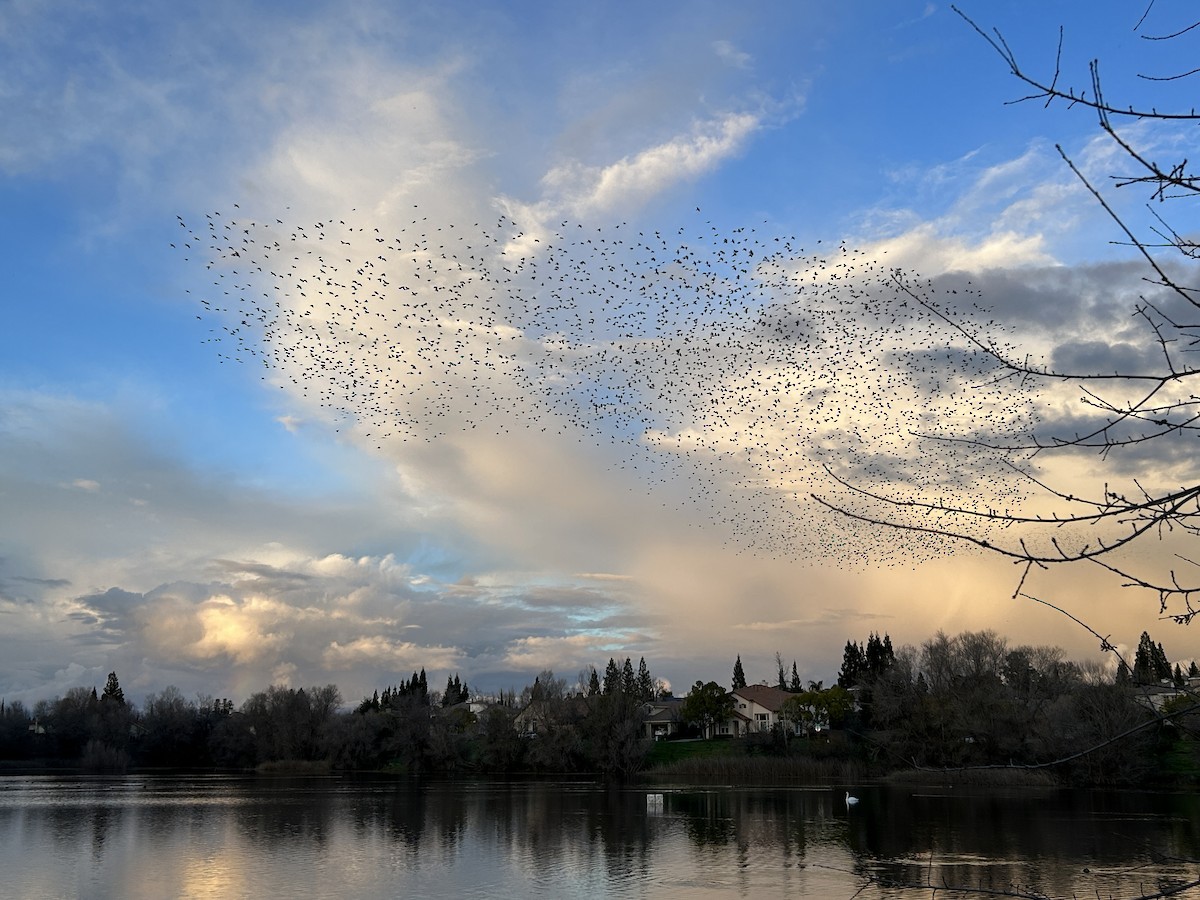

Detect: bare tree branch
[820,6,1200,624]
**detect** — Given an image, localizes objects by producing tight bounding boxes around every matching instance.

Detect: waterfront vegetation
[2,628,1197,788]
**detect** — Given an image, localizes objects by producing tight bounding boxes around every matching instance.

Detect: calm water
[0,774,1197,899]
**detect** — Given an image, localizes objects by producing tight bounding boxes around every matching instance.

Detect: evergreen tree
[621,657,636,695]
[587,667,601,697]
[441,674,468,705]
[1133,631,1157,683]
[864,633,895,679]
[356,689,380,714]
[636,657,654,702]
[603,658,620,695]
[1190,661,1200,678]
[837,641,865,688]
[1173,663,1185,688]
[789,661,802,693]
[775,651,787,691]
[732,655,747,690]
[101,672,124,705]
[1116,660,1131,684]
[1153,641,1172,682]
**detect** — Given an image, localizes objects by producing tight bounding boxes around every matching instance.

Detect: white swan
[845,791,859,807]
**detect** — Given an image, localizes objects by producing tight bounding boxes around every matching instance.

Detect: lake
[0,774,1197,899]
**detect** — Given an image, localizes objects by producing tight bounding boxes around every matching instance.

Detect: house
[642,697,683,740]
[718,684,796,737]
[1133,675,1200,714]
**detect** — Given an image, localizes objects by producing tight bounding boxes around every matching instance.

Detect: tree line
[0,656,661,778]
[829,629,1198,784]
[0,635,1195,784]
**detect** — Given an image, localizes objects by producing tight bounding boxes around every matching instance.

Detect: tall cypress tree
[732,655,747,690]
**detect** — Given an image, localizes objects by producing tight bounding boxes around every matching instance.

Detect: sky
[2,0,1197,707]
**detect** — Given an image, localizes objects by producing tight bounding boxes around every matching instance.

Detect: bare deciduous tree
[817,5,1200,628]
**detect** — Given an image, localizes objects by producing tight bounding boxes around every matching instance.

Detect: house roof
[732,684,792,712]
[642,697,683,723]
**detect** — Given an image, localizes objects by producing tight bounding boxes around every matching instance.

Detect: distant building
[642,697,683,740]
[719,684,794,736]
[1133,676,1200,713]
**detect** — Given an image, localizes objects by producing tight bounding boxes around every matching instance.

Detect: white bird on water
[845,791,859,807]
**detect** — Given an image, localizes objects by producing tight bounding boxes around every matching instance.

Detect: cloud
[322,636,461,671]
[574,572,635,583]
[713,40,753,70]
[8,3,1187,712]
[165,117,1194,695]
[734,608,885,631]
[1050,338,1156,376]
[0,456,659,702]
[501,634,644,674]
[859,223,1053,275]
[496,108,767,253]
[10,576,72,588]
[582,112,760,212]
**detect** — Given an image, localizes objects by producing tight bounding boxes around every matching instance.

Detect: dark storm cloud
[516,585,619,610]
[938,260,1160,339]
[1050,339,1158,376]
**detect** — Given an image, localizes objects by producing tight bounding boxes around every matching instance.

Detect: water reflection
[844,786,1200,898]
[0,775,1196,899]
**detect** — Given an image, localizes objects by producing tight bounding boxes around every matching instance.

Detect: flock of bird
[174,207,1036,561]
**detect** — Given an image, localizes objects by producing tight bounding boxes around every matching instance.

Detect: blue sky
[2,1,1195,705]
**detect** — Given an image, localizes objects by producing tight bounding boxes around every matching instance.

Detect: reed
[80,740,130,774]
